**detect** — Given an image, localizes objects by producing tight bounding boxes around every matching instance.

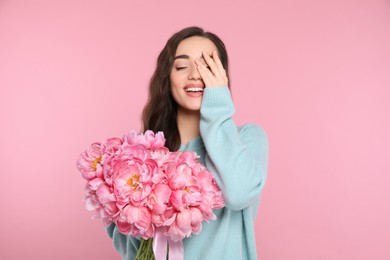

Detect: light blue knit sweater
[106,86,269,259]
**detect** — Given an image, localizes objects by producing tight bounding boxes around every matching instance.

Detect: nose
[188,64,201,80]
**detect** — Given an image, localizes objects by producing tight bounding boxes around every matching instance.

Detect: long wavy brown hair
[142,26,230,151]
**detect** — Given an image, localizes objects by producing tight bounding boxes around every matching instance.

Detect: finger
[195,56,217,78]
[194,57,205,67]
[202,51,219,76]
[211,50,225,71]
[211,50,227,80]
[206,50,227,80]
[196,62,215,86]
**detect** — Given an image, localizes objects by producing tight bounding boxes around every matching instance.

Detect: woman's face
[170,36,218,112]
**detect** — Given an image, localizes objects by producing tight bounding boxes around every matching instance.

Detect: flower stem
[136,238,155,260]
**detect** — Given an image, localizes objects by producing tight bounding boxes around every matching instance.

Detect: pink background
[1,0,389,259]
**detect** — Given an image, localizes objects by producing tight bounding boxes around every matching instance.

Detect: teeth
[185,87,204,92]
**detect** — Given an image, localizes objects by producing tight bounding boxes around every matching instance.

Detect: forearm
[200,87,268,210]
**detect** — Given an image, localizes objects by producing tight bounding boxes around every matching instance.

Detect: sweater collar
[179,136,204,152]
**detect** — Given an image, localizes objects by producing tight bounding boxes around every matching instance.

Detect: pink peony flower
[123,130,165,150]
[167,209,192,242]
[121,144,149,161]
[103,137,123,154]
[102,154,121,186]
[152,207,176,228]
[189,207,203,234]
[118,204,153,239]
[84,178,119,226]
[96,182,116,204]
[148,183,172,215]
[77,142,104,180]
[182,185,202,206]
[168,164,193,190]
[176,151,202,169]
[144,130,166,150]
[113,158,159,209]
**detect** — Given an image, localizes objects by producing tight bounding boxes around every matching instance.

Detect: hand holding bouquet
[76,130,224,259]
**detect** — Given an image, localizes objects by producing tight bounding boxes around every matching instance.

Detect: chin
[178,105,201,113]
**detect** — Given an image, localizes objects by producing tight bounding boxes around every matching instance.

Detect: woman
[107,26,269,260]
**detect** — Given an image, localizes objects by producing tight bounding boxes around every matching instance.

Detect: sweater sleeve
[200,86,269,211]
[106,223,140,259]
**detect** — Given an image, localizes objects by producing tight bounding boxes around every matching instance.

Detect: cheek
[170,71,184,89]
[169,74,180,103]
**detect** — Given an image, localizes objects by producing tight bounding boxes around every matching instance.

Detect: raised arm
[200,86,268,211]
[196,50,268,211]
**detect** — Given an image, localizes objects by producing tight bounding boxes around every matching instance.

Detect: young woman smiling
[107,26,269,260]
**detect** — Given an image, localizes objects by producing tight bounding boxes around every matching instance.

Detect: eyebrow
[174,54,190,60]
[173,54,206,63]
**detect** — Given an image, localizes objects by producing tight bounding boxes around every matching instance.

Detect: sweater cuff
[201,86,235,112]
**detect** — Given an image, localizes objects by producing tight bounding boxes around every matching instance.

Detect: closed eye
[176,67,187,71]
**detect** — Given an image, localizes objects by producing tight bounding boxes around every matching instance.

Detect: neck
[177,108,200,145]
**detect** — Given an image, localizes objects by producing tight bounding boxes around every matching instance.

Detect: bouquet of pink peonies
[76,130,224,259]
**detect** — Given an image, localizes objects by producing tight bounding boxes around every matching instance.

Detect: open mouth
[185,87,204,93]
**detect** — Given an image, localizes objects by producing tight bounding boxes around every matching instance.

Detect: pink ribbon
[152,229,184,260]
